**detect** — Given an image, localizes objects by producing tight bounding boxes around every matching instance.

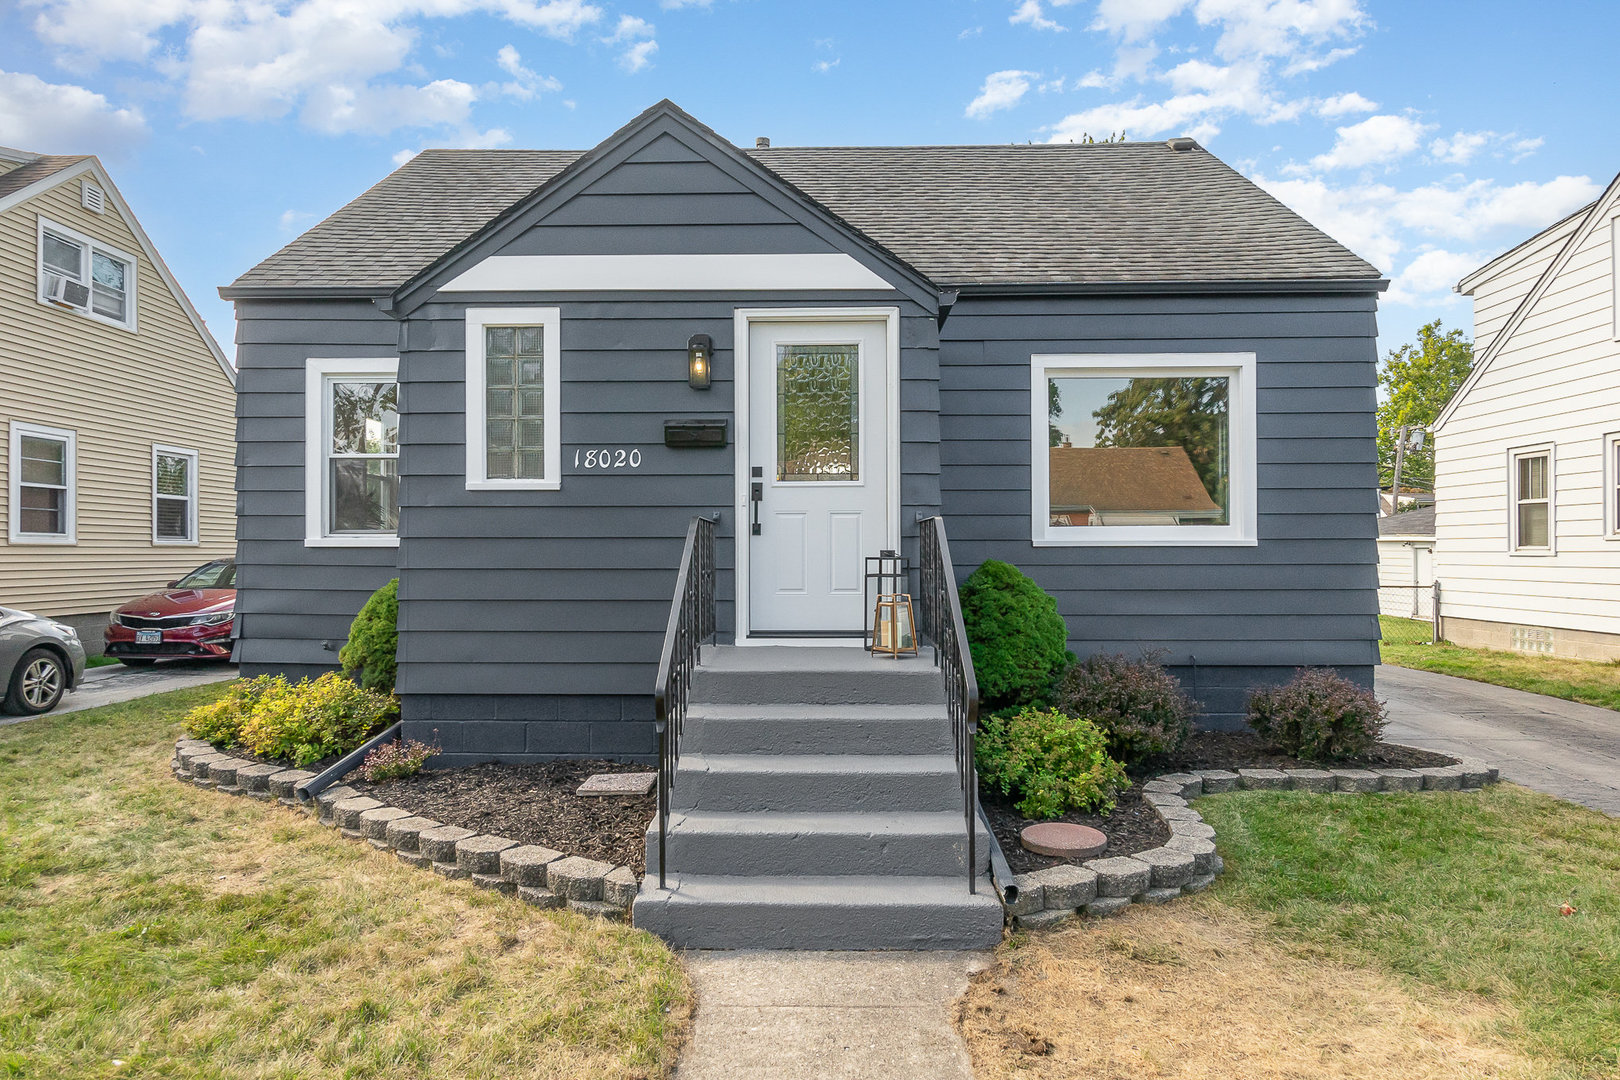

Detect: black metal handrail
[652,515,717,890]
[917,515,980,894]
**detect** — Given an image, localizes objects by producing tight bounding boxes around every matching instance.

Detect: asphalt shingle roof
[228,141,1381,293]
[1378,506,1436,537]
[0,154,90,202]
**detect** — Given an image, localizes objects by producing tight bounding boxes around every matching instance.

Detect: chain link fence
[1379,583,1438,645]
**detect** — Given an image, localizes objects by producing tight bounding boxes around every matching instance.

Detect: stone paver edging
[170,739,638,919]
[1000,760,1501,930]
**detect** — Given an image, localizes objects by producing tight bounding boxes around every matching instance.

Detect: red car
[104,559,237,666]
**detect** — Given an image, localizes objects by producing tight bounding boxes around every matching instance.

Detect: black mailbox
[664,419,728,448]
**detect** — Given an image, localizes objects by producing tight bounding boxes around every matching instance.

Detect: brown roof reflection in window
[1049,445,1224,526]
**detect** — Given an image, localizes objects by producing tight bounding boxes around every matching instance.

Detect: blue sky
[1,0,1613,364]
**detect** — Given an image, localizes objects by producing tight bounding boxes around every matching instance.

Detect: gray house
[223,99,1383,759]
[224,100,1382,946]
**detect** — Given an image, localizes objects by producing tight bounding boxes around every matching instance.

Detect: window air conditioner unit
[44,272,90,309]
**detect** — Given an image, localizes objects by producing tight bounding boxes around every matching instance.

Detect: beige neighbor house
[1434,168,1620,659]
[0,145,236,648]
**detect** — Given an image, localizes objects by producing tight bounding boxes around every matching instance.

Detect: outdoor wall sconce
[687,333,713,390]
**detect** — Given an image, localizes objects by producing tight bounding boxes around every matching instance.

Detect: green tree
[1377,320,1474,493]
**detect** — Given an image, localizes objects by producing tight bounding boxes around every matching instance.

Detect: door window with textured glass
[776,343,860,482]
[484,325,547,480]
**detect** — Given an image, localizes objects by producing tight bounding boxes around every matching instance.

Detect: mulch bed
[352,759,654,873]
[985,732,1460,875]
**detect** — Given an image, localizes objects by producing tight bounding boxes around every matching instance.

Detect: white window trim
[8,421,77,545]
[1030,352,1258,547]
[304,357,400,548]
[36,215,138,332]
[1507,442,1555,556]
[464,307,562,491]
[152,444,200,545]
[1605,432,1620,541]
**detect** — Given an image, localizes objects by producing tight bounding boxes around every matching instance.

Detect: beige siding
[0,174,236,616]
[1434,199,1620,645]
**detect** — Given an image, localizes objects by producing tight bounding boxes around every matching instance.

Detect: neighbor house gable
[1437,170,1620,432]
[387,99,939,316]
[0,155,234,387]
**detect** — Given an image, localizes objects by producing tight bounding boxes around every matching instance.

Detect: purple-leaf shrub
[1246,668,1387,761]
[1051,652,1195,765]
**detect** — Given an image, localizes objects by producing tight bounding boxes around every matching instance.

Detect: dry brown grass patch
[954,900,1545,1080]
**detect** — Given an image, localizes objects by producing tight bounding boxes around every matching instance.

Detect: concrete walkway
[1378,664,1620,816]
[675,951,988,1079]
[0,660,236,727]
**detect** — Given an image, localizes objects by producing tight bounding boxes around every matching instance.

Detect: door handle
[751,480,763,535]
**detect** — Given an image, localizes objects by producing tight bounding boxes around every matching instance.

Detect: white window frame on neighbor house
[36,216,137,332]
[1029,352,1257,546]
[151,444,199,545]
[1605,432,1620,541]
[304,357,400,548]
[1507,442,1555,555]
[8,421,77,545]
[464,307,562,491]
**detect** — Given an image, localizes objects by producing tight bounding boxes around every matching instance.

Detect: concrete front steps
[633,647,1004,950]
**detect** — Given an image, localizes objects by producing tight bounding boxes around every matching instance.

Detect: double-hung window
[153,445,199,544]
[1030,353,1257,545]
[1509,445,1553,553]
[305,358,399,546]
[37,217,136,330]
[9,422,76,544]
[465,308,561,490]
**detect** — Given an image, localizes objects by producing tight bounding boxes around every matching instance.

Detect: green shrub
[238,672,395,766]
[975,707,1128,819]
[1246,668,1387,761]
[1052,652,1195,765]
[959,560,1070,708]
[359,737,437,782]
[340,579,398,692]
[182,675,287,747]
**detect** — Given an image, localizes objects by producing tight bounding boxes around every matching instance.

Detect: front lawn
[1381,632,1620,712]
[0,685,691,1080]
[958,786,1619,1080]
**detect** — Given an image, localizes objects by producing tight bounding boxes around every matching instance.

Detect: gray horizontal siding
[233,297,400,675]
[939,291,1381,683]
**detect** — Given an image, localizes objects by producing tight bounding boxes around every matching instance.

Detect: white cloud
[22,0,604,137]
[0,69,147,153]
[604,13,657,72]
[1317,90,1375,116]
[1509,136,1543,163]
[1306,113,1430,170]
[1385,248,1485,305]
[1091,0,1190,41]
[1430,129,1491,165]
[958,26,984,39]
[966,70,1037,119]
[659,0,711,7]
[814,58,840,73]
[495,43,561,99]
[1010,1,1066,32]
[278,208,315,231]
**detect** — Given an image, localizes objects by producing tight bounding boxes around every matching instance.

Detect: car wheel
[118,658,157,668]
[5,648,67,715]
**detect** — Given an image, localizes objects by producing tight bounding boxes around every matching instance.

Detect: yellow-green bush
[182,675,288,748]
[976,707,1128,819]
[237,673,395,766]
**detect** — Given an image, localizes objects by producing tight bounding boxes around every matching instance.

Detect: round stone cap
[1020,822,1107,859]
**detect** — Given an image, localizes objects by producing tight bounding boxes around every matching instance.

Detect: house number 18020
[574,448,642,469]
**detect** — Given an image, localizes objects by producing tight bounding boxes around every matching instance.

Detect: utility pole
[1390,425,1425,514]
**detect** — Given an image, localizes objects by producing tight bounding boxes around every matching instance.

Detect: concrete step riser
[684,718,954,756]
[667,767,963,813]
[646,827,990,879]
[634,897,1004,951]
[691,670,946,707]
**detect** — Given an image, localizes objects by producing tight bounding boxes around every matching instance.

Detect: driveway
[0,660,236,727]
[1377,664,1620,816]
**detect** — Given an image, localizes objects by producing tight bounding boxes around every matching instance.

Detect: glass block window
[484,325,547,481]
[776,343,859,482]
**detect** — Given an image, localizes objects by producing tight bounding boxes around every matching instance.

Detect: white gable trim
[438,252,894,294]
[0,158,236,387]
[1455,201,1594,296]
[1435,169,1620,432]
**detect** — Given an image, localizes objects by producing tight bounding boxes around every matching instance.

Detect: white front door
[747,319,890,635]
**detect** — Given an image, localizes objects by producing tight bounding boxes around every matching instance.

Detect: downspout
[294,721,402,803]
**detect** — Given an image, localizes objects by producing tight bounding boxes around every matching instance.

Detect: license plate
[135,629,162,644]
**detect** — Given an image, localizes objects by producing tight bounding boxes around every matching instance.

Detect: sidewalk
[675,951,988,1079]
[1377,664,1620,816]
[0,661,235,727]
